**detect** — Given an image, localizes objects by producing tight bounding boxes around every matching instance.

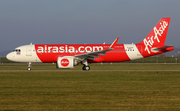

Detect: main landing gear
[82,59,90,71]
[27,62,31,71]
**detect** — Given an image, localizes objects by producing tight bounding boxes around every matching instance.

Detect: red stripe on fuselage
[35,44,131,63]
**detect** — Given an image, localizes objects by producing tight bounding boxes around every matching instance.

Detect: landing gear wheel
[27,67,31,71]
[82,65,90,71]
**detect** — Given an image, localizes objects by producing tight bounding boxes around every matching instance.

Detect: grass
[0,64,180,110]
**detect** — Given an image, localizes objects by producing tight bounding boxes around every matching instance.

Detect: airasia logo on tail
[61,58,69,67]
[143,20,168,54]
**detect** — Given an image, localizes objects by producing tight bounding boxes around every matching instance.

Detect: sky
[0,0,180,52]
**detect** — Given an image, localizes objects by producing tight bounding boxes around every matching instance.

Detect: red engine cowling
[57,57,74,68]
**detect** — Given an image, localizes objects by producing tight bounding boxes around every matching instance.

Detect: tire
[82,65,90,71]
[27,67,31,71]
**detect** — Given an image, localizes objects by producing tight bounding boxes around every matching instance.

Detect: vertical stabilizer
[137,18,171,54]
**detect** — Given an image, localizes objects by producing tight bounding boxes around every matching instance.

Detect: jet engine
[56,56,78,69]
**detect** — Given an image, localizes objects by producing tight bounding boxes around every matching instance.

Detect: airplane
[6,18,174,71]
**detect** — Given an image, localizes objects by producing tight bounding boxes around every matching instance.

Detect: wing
[74,37,119,61]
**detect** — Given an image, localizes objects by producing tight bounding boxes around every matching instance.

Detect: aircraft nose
[6,52,14,61]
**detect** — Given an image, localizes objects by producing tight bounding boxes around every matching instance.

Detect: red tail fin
[137,18,171,54]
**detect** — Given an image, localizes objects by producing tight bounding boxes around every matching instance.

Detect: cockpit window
[14,49,21,52]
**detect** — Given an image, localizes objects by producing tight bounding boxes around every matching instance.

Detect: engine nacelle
[56,56,76,69]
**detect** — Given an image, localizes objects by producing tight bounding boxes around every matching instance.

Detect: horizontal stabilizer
[151,46,173,52]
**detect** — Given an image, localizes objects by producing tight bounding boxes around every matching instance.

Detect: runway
[1,70,180,72]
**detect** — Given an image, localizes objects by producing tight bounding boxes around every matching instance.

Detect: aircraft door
[26,45,32,56]
[137,45,143,56]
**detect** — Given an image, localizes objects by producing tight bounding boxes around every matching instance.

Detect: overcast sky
[0,0,180,52]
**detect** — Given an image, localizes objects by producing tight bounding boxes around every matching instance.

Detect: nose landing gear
[27,62,31,71]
